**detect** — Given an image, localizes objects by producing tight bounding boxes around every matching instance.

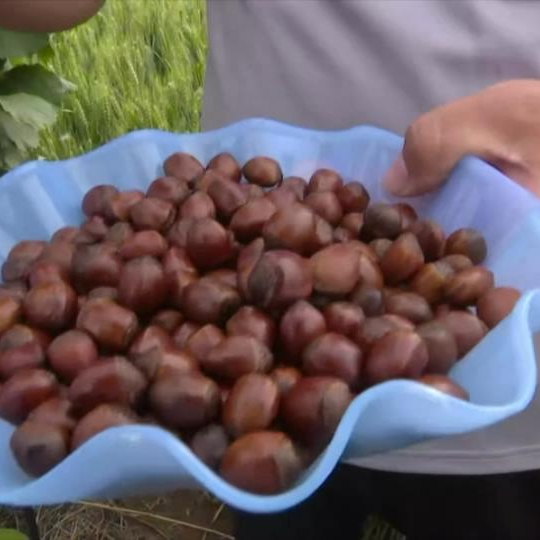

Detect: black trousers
[234,464,540,540]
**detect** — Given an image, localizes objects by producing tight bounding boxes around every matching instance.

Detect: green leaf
[0,110,40,151]
[0,93,57,128]
[0,29,49,58]
[0,64,74,106]
[0,528,28,540]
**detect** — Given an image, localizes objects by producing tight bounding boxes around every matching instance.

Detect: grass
[15,0,407,538]
[37,0,206,160]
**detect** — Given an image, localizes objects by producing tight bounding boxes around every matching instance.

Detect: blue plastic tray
[0,118,539,512]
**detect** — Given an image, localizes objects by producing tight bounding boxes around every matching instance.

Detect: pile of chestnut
[0,150,521,495]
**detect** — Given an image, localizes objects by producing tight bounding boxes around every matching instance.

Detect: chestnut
[190,423,230,470]
[0,368,58,423]
[237,238,264,301]
[185,324,224,363]
[307,169,343,193]
[241,183,265,201]
[266,186,300,208]
[81,215,109,240]
[105,222,134,246]
[149,371,220,429]
[146,176,190,205]
[206,152,241,182]
[242,156,282,187]
[128,325,173,359]
[82,185,119,217]
[445,228,487,264]
[226,306,276,349]
[369,238,392,261]
[310,243,359,295]
[247,250,312,309]
[416,321,459,375]
[281,376,352,447]
[207,176,248,219]
[363,203,402,239]
[365,330,429,385]
[380,233,425,285]
[393,203,418,230]
[172,321,201,349]
[230,197,277,242]
[150,309,184,334]
[410,261,454,305]
[163,151,204,182]
[223,373,279,437]
[437,310,488,356]
[10,420,69,477]
[309,216,334,253]
[407,219,446,261]
[51,227,80,244]
[444,266,494,307]
[186,218,233,270]
[341,212,364,237]
[270,366,302,397]
[129,197,176,232]
[28,260,68,288]
[220,431,302,494]
[333,227,355,243]
[417,374,469,401]
[179,191,216,220]
[0,324,49,352]
[202,335,273,381]
[117,256,167,315]
[2,241,46,282]
[282,176,307,199]
[47,330,99,382]
[263,203,316,254]
[350,284,384,317]
[27,396,76,431]
[72,242,122,291]
[76,298,138,352]
[104,190,145,222]
[0,339,46,380]
[23,281,77,332]
[0,281,27,303]
[166,218,195,248]
[336,182,370,213]
[0,296,21,334]
[302,333,362,388]
[134,347,198,381]
[68,356,146,414]
[477,287,521,329]
[162,246,198,276]
[384,291,433,324]
[38,241,75,275]
[119,230,168,259]
[356,253,384,289]
[71,403,137,450]
[181,278,241,325]
[304,191,343,226]
[323,302,365,340]
[204,268,238,289]
[440,254,474,272]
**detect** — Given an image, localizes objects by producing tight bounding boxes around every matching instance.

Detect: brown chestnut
[333,227,355,243]
[172,321,201,349]
[10,420,69,476]
[477,287,521,329]
[82,185,119,217]
[0,296,21,334]
[23,281,77,332]
[281,376,352,447]
[407,219,446,261]
[117,256,167,315]
[68,356,146,414]
[307,169,343,193]
[147,176,190,205]
[336,182,370,213]
[163,151,204,182]
[304,191,343,226]
[76,298,138,352]
[133,347,198,381]
[28,260,68,288]
[0,368,58,423]
[47,330,99,382]
[437,311,488,357]
[417,374,469,400]
[51,227,80,244]
[128,325,173,359]
[186,218,233,270]
[105,222,134,246]
[38,241,75,275]
[185,324,225,363]
[149,371,220,429]
[226,306,276,349]
[341,212,364,237]
[410,261,455,305]
[440,254,474,272]
[369,239,392,261]
[71,403,137,450]
[206,152,241,182]
[181,278,241,325]
[365,330,429,385]
[27,396,76,431]
[0,339,46,380]
[384,291,433,324]
[190,423,230,470]
[444,266,494,307]
[202,335,273,381]
[162,246,197,276]
[282,177,307,199]
[72,242,122,291]
[270,366,302,397]
[243,156,283,187]
[129,197,176,232]
[310,243,359,295]
[266,186,300,208]
[207,176,248,219]
[205,268,238,289]
[279,300,326,362]
[445,228,487,265]
[223,373,279,437]
[2,241,46,282]
[104,190,145,222]
[363,203,402,239]
[150,309,184,334]
[230,197,277,242]
[81,215,109,240]
[416,321,459,375]
[220,431,302,494]
[237,238,264,301]
[350,284,384,317]
[323,302,365,340]
[119,230,168,259]
[380,233,425,285]
[179,191,216,220]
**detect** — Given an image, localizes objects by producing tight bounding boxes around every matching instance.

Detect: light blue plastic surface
[0,118,539,512]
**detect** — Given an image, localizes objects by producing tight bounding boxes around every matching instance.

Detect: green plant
[0,527,28,540]
[0,28,73,173]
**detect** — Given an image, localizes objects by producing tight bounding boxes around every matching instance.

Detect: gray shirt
[203,0,540,474]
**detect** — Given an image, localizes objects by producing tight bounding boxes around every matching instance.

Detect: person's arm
[0,0,104,33]
[383,79,540,198]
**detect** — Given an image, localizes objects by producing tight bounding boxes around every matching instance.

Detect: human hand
[383,80,540,198]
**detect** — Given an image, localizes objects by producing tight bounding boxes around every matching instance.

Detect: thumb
[383,93,497,196]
